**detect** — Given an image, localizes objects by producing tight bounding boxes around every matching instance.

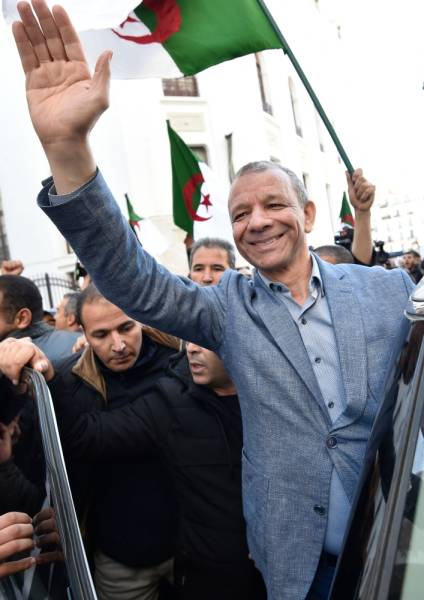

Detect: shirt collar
[258,254,325,297]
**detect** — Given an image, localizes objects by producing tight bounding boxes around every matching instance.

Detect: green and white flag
[167,121,233,243]
[79,0,283,79]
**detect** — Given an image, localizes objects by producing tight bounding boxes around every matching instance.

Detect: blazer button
[326,436,338,449]
[313,505,326,516]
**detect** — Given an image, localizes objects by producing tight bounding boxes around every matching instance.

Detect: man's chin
[108,357,136,372]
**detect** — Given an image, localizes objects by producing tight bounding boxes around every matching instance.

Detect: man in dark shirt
[19,283,179,600]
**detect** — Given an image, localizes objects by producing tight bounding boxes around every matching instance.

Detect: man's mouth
[112,353,130,363]
[248,234,283,248]
[189,361,206,374]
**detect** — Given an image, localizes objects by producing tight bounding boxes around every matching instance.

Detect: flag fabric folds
[167,121,233,242]
[339,191,355,228]
[79,0,283,79]
[167,120,206,235]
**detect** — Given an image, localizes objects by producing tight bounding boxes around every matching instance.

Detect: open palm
[13,0,111,146]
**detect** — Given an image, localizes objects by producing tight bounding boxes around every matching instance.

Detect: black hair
[75,284,104,326]
[0,275,43,323]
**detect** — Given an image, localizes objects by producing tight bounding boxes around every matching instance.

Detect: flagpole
[256,0,354,175]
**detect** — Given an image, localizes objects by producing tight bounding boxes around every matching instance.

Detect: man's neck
[260,253,313,306]
[212,384,237,397]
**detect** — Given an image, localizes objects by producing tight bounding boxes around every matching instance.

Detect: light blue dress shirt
[260,255,351,555]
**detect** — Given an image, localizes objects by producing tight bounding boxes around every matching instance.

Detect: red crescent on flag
[183,173,212,222]
[113,0,181,45]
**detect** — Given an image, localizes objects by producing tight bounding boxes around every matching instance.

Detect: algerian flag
[125,193,142,232]
[2,0,139,31]
[79,0,283,79]
[339,192,355,228]
[167,121,233,243]
[124,193,169,257]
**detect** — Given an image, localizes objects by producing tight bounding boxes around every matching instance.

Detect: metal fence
[31,273,79,311]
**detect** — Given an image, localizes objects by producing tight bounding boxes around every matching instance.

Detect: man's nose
[201,269,213,284]
[111,332,125,351]
[186,341,201,354]
[246,207,272,232]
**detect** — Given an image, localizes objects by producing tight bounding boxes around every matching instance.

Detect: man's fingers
[17,1,52,64]
[32,0,67,61]
[0,523,34,547]
[52,4,87,63]
[0,512,32,528]
[36,550,64,565]
[12,20,39,73]
[0,556,36,578]
[92,51,112,101]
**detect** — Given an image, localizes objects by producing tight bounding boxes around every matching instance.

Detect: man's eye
[233,212,247,222]
[268,203,283,210]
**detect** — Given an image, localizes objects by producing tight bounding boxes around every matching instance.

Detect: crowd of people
[0,2,422,600]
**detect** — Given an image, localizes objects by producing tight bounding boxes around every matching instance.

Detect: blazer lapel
[318,259,368,427]
[253,273,328,420]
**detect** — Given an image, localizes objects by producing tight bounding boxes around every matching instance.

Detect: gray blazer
[39,172,413,600]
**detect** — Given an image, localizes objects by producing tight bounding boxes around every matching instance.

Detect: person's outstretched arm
[13,1,227,349]
[347,168,376,265]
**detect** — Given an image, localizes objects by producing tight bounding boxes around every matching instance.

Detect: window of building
[0,193,10,262]
[316,112,325,152]
[289,77,302,137]
[162,76,199,97]
[189,145,209,165]
[255,53,273,115]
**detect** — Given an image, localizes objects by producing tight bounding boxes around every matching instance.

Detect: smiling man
[12,3,415,599]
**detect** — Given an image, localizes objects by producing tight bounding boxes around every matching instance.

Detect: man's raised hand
[12,0,112,193]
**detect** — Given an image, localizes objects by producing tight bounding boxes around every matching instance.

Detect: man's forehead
[191,246,229,266]
[82,298,131,328]
[229,168,294,202]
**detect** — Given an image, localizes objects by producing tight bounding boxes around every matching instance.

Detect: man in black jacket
[0,283,180,600]
[0,337,266,600]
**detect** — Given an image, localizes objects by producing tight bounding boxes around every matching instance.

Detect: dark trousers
[305,553,337,600]
[175,557,267,600]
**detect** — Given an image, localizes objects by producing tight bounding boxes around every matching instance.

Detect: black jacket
[52,336,178,568]
[49,352,250,570]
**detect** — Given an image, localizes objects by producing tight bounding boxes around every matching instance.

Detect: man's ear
[304,200,316,233]
[67,314,77,328]
[14,308,33,330]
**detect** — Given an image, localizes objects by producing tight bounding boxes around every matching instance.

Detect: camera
[334,226,354,251]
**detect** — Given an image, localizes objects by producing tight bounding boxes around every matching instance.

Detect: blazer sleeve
[38,172,227,352]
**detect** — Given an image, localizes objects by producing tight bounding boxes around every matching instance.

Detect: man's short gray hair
[63,292,80,317]
[189,237,236,270]
[234,161,309,208]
